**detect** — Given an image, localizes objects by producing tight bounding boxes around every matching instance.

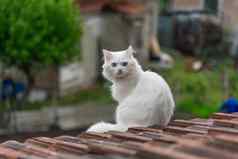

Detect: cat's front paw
[86,122,110,133]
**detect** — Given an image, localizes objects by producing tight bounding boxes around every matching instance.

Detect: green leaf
[0,0,82,68]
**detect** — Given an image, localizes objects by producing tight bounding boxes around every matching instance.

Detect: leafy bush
[0,0,82,93]
[154,53,237,118]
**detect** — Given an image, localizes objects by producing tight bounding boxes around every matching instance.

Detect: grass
[151,49,237,118]
[176,99,219,118]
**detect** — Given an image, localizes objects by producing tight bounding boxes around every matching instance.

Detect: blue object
[1,79,26,100]
[220,98,238,113]
[15,82,25,94]
[1,79,15,100]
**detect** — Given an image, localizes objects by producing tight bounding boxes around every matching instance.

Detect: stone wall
[1,103,114,134]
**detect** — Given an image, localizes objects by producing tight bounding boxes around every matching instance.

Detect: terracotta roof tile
[1,112,238,159]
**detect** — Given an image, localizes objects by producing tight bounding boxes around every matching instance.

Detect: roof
[1,112,238,159]
[75,0,146,15]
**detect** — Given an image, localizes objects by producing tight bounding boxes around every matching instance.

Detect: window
[204,0,218,14]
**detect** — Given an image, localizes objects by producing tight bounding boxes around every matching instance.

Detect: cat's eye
[111,62,117,67]
[121,62,128,67]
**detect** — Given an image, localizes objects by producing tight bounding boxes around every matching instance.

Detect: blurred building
[169,0,238,55]
[157,0,238,57]
[171,0,238,27]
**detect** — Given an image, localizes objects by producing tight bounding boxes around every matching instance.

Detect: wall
[223,0,238,30]
[171,0,203,10]
[99,13,152,65]
[171,0,238,30]
[222,0,238,56]
[60,16,100,96]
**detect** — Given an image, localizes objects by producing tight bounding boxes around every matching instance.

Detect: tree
[0,0,82,96]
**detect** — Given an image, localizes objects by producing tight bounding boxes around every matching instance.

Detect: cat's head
[102,46,140,81]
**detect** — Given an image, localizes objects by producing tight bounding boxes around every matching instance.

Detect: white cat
[87,46,175,133]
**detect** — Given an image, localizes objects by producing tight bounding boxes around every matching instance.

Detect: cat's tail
[86,122,127,133]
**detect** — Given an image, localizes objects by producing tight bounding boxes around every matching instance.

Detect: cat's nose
[117,69,123,75]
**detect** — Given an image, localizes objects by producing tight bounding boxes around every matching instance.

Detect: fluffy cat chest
[112,84,135,102]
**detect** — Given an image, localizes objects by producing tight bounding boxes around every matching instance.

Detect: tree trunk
[26,73,35,97]
[52,64,60,100]
[50,64,61,130]
[21,65,35,99]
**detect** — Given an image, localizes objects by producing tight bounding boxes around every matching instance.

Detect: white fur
[87,46,175,133]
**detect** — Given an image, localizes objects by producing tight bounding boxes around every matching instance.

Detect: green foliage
[225,66,238,97]
[155,52,237,118]
[178,100,218,118]
[0,0,82,67]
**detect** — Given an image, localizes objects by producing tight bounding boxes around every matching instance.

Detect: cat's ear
[103,49,112,62]
[127,45,136,58]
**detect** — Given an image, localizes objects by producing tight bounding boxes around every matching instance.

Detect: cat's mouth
[115,72,129,79]
[116,74,126,79]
